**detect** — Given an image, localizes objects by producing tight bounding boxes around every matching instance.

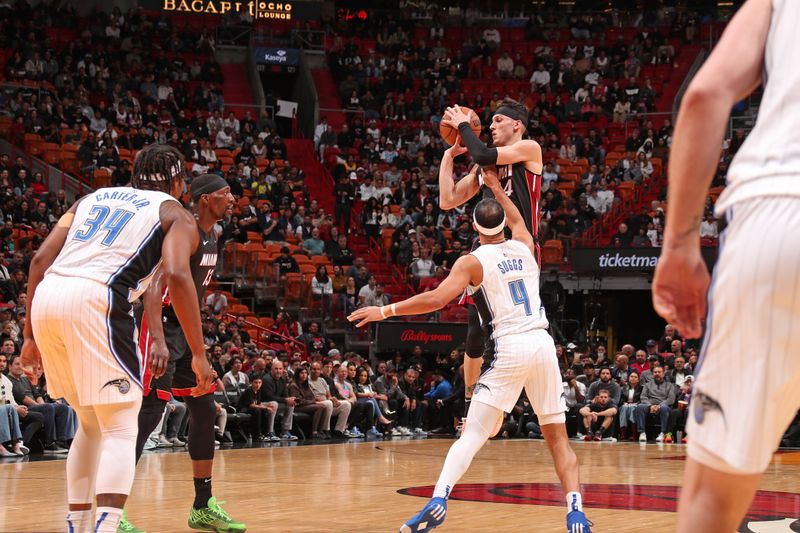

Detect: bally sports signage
[570,247,718,274]
[376,322,468,353]
[254,47,300,66]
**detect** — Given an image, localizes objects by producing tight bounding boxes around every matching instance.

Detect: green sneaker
[188,496,247,532]
[118,509,146,533]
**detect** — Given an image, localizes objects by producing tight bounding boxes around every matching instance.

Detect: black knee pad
[185,395,216,461]
[466,305,486,358]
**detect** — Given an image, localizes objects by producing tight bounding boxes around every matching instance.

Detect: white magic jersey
[469,239,548,341]
[47,187,178,301]
[717,0,800,212]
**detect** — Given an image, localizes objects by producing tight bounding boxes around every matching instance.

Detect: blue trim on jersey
[105,221,163,388]
[694,207,733,378]
[106,221,161,285]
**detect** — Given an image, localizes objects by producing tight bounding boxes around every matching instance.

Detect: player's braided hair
[131,143,184,193]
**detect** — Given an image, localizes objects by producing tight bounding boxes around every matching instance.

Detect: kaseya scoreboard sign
[150,1,321,20]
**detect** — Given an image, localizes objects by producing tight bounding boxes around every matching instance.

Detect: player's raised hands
[445,142,468,158]
[348,306,385,328]
[481,165,500,190]
[441,105,470,129]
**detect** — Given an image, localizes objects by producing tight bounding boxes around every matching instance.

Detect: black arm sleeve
[458,122,498,166]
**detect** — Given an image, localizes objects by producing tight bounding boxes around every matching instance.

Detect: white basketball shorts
[688,196,800,474]
[473,329,566,421]
[31,274,144,407]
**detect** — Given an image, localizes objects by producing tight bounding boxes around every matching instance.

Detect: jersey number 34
[73,206,135,246]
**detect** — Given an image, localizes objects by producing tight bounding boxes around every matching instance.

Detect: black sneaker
[43,442,69,454]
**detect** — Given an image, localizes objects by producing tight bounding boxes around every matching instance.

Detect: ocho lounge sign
[148,1,321,20]
[376,322,467,353]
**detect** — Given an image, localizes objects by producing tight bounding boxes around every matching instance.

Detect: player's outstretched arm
[439,143,480,210]
[348,255,481,327]
[653,0,771,338]
[159,201,212,395]
[22,201,80,366]
[482,166,535,252]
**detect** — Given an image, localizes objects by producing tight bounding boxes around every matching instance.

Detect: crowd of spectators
[0,0,765,457]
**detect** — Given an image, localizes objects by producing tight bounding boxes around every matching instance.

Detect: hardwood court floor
[1,438,799,532]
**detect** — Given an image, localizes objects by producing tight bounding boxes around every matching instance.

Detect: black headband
[190,174,228,199]
[494,105,527,123]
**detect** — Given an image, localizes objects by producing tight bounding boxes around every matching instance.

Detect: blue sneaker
[566,510,593,533]
[367,427,383,438]
[399,497,447,533]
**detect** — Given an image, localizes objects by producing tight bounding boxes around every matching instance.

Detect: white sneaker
[169,436,186,447]
[413,427,426,435]
[390,427,402,436]
[157,435,174,448]
[602,436,617,443]
[143,438,157,451]
[575,432,585,440]
[656,432,665,443]
[400,426,413,436]
[639,432,648,443]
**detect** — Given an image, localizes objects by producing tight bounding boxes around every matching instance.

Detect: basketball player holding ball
[438,98,544,424]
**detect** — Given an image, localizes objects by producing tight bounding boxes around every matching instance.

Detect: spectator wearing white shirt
[223,112,240,134]
[215,127,235,149]
[359,176,376,201]
[205,289,228,316]
[157,79,173,101]
[587,189,609,214]
[411,248,436,279]
[482,28,501,49]
[379,206,398,228]
[372,176,392,204]
[223,358,250,388]
[496,52,514,79]
[530,65,551,92]
[358,276,378,306]
[314,116,328,146]
[699,214,719,239]
[206,110,224,135]
[542,162,559,186]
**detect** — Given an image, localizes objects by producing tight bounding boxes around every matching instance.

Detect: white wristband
[380,304,398,319]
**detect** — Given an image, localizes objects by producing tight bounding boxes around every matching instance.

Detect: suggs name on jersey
[497,259,524,274]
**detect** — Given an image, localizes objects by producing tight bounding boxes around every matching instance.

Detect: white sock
[94,507,123,533]
[567,491,583,512]
[66,509,92,532]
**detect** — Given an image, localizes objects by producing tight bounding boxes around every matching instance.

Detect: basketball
[440,106,482,146]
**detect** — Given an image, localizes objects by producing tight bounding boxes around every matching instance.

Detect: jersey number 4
[508,279,532,316]
[73,206,135,246]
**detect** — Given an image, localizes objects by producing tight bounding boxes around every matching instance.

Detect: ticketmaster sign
[570,247,717,274]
